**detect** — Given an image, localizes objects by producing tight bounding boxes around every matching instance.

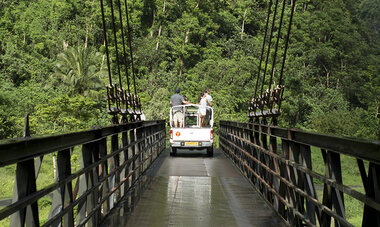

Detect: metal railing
[0,120,166,226]
[220,120,380,227]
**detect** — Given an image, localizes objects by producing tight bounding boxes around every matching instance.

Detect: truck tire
[170,147,177,156]
[207,146,213,157]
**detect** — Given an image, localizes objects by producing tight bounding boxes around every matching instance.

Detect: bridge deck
[118,148,285,226]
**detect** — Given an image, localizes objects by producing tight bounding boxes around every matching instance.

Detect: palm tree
[53,46,107,97]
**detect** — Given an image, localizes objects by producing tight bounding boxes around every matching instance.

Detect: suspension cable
[117,0,131,94]
[278,0,297,112]
[100,0,112,85]
[124,0,137,95]
[249,0,297,119]
[109,0,123,90]
[279,0,296,87]
[260,0,280,97]
[268,0,287,92]
[254,0,273,99]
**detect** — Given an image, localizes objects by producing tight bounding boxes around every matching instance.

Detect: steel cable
[254,0,273,99]
[100,0,112,85]
[278,0,297,111]
[124,0,137,95]
[109,0,123,90]
[268,0,287,93]
[260,0,280,97]
[117,0,131,94]
[278,0,296,87]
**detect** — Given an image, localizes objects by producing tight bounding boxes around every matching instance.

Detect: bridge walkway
[119,148,285,226]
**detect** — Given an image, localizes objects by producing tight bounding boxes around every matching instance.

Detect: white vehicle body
[169,104,214,156]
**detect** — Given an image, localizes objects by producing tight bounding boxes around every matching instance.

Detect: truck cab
[169,104,214,156]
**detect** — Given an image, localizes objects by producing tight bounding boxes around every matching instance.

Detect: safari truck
[169,104,214,156]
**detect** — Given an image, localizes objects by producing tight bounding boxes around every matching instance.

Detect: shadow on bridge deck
[106,149,286,227]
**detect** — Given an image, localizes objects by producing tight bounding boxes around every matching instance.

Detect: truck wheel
[170,147,177,156]
[207,146,213,157]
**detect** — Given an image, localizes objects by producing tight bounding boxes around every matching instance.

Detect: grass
[309,146,365,226]
[0,164,16,199]
[0,148,82,226]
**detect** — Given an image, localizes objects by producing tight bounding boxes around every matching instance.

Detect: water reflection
[122,149,286,226]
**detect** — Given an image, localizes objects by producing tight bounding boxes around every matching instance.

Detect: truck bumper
[170,141,213,148]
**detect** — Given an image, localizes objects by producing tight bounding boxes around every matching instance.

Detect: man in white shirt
[205,88,212,107]
[204,88,212,126]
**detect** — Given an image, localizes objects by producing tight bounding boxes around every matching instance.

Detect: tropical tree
[53,45,107,98]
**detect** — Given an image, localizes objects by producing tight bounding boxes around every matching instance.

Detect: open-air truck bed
[169,104,214,156]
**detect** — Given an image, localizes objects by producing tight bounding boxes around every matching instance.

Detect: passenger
[197,92,203,104]
[204,88,213,127]
[204,88,213,107]
[199,92,207,127]
[170,88,190,128]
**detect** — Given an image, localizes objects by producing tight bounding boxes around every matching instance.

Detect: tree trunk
[178,29,190,76]
[326,71,330,88]
[336,78,339,89]
[177,2,199,74]
[155,0,166,51]
[85,18,89,49]
[241,8,247,40]
[84,0,95,49]
[178,55,184,77]
[184,29,190,44]
[155,25,162,50]
[100,40,106,70]
[150,9,157,37]
[63,40,68,50]
[322,64,330,88]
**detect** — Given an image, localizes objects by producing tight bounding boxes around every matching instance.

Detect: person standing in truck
[199,92,207,127]
[170,88,190,127]
[204,88,213,126]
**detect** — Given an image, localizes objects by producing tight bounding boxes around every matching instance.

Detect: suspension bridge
[0,0,380,226]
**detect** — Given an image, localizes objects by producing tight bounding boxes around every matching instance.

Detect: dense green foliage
[0,0,379,140]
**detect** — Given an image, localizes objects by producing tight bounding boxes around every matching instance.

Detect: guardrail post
[10,114,39,227]
[248,122,255,184]
[99,138,110,216]
[281,136,300,226]
[76,142,98,226]
[269,124,279,210]
[362,162,380,227]
[242,123,249,177]
[321,150,345,226]
[238,123,242,171]
[278,138,290,222]
[259,118,269,200]
[288,133,304,226]
[120,124,129,214]
[138,123,144,174]
[109,122,120,208]
[10,160,40,227]
[47,148,74,227]
[300,144,317,225]
[136,122,143,203]
[253,118,260,187]
[149,124,154,164]
[130,123,137,211]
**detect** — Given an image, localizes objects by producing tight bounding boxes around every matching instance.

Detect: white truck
[169,104,214,156]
